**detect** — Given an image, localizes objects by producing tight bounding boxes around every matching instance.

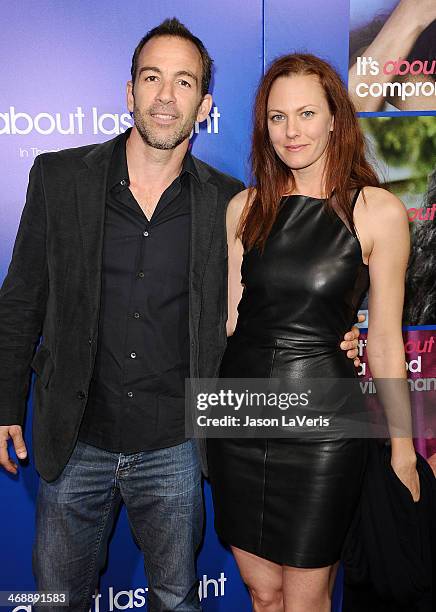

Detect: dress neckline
[281,194,327,203]
[280,193,368,267]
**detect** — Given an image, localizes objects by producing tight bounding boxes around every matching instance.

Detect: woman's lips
[285,144,308,152]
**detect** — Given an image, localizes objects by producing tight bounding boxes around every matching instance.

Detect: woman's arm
[359,186,420,500]
[226,190,249,337]
[389,74,436,111]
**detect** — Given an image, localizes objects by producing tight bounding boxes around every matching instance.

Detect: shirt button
[133,312,140,319]
[138,271,145,278]
[77,390,86,400]
[127,391,134,398]
[130,352,137,359]
[143,230,149,237]
[120,179,127,186]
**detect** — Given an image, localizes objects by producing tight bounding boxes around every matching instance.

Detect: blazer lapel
[74,139,218,344]
[74,135,120,330]
[189,160,218,339]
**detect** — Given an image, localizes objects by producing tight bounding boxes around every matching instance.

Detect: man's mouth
[150,112,178,122]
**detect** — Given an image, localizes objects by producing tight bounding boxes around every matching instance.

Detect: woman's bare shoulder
[360,186,408,222]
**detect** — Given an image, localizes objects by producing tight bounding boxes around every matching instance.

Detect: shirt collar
[109,129,200,192]
[181,148,200,184]
[108,130,130,192]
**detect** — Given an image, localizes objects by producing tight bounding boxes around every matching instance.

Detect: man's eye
[178,80,191,87]
[145,75,158,82]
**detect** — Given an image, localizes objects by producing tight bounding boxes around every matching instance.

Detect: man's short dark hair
[131,17,213,97]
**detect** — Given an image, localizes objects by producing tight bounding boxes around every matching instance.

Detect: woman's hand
[391,453,420,502]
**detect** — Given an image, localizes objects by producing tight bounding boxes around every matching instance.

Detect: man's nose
[156,80,176,104]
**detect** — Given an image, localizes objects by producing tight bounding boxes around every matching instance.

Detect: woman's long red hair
[239,53,380,251]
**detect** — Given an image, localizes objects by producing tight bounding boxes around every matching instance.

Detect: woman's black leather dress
[207,192,369,568]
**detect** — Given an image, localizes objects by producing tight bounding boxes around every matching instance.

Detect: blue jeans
[33,439,203,612]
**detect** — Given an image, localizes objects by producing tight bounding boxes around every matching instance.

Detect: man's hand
[340,313,366,368]
[0,425,27,475]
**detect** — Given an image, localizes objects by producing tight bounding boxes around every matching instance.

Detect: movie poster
[349,0,436,112]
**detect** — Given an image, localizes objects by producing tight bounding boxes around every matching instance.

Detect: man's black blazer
[0,132,244,481]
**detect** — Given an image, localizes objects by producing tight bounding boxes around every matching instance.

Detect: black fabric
[342,440,436,611]
[235,193,369,348]
[208,193,369,566]
[0,130,244,481]
[79,132,195,453]
[208,435,368,567]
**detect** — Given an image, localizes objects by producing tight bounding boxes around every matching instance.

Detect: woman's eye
[270,114,285,122]
[302,110,314,117]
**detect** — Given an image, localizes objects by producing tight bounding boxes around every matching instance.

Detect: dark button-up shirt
[79,130,198,452]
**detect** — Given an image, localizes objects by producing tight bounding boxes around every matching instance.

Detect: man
[0,18,361,612]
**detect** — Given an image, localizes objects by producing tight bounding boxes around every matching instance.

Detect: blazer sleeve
[0,156,49,426]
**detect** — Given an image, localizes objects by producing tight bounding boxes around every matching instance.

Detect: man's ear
[127,81,134,114]
[196,93,213,123]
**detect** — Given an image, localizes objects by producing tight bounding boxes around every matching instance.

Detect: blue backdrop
[1,1,435,611]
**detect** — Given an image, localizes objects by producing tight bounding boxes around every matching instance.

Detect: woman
[404,165,436,326]
[404,165,436,474]
[207,54,420,612]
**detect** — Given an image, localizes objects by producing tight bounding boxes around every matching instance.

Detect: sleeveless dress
[207,191,369,568]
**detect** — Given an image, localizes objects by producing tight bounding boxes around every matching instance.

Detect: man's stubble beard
[133,100,201,150]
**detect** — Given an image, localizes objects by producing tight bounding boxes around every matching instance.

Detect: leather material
[208,193,369,567]
[235,193,369,361]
